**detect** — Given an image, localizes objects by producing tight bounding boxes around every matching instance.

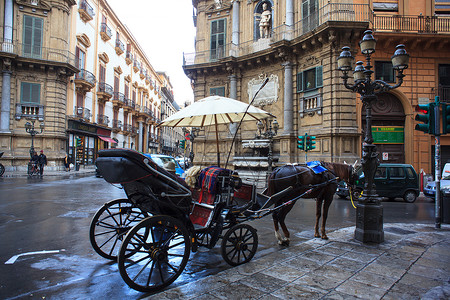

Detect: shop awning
[99,136,117,144]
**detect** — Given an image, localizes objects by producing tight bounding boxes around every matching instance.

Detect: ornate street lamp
[182,127,200,165]
[25,119,45,158]
[256,118,279,172]
[337,30,409,243]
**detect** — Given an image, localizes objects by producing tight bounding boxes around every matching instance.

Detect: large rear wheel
[89,199,148,260]
[118,215,190,293]
[221,223,258,266]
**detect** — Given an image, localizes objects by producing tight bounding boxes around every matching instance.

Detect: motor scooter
[0,152,5,176]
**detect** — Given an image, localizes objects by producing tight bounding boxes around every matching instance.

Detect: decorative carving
[76,34,91,48]
[98,52,109,64]
[303,56,320,68]
[248,73,278,107]
[114,66,122,75]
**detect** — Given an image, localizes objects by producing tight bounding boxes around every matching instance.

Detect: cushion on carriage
[196,167,232,205]
[233,183,255,205]
[189,203,213,228]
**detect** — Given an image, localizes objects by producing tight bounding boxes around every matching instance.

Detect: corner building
[183,0,450,174]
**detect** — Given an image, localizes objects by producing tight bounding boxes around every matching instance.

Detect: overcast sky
[107,0,196,107]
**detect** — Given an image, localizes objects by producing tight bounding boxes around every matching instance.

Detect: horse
[266,161,356,245]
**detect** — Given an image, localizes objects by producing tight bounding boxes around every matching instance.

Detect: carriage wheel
[196,216,223,249]
[89,199,148,260]
[0,163,4,176]
[118,215,190,293]
[221,223,258,266]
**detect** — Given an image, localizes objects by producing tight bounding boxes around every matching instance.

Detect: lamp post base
[355,198,384,243]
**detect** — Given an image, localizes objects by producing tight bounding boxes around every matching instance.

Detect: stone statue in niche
[259,2,271,39]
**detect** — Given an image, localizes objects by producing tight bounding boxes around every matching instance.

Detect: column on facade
[286,0,294,27]
[282,61,294,134]
[138,121,143,152]
[228,74,238,136]
[3,0,13,46]
[0,0,14,133]
[232,0,240,45]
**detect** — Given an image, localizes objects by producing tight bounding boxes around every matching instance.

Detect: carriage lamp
[25,119,45,159]
[256,118,279,172]
[338,30,409,243]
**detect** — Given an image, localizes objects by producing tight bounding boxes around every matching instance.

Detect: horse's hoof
[321,235,329,240]
[314,233,321,238]
[280,240,290,246]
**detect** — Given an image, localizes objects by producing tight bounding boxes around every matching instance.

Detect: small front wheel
[221,223,258,266]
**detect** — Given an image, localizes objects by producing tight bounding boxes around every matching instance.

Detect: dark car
[336,163,419,203]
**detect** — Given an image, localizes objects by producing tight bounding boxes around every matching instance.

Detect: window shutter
[316,66,323,88]
[31,84,40,103]
[21,82,40,103]
[33,18,43,57]
[297,72,303,92]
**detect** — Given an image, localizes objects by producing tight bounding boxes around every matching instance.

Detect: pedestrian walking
[38,150,47,176]
[64,154,70,171]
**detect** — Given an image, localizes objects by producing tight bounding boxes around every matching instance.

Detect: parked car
[175,157,190,170]
[423,163,450,198]
[336,163,419,203]
[144,154,185,178]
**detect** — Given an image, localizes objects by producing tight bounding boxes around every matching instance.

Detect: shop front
[67,120,117,167]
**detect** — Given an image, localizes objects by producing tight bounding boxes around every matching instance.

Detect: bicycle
[28,161,40,177]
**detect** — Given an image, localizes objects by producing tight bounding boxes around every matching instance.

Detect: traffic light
[443,103,450,134]
[75,136,82,147]
[179,140,186,149]
[415,103,435,135]
[308,135,316,150]
[305,134,311,152]
[297,135,305,150]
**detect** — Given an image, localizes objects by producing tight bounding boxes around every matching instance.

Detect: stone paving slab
[145,223,450,300]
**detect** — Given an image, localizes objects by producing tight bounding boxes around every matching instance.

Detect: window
[23,15,43,58]
[210,19,226,60]
[210,87,225,96]
[390,167,405,179]
[406,167,415,179]
[302,0,318,32]
[99,64,106,82]
[439,64,450,101]
[375,61,395,83]
[435,0,450,15]
[21,82,40,103]
[75,46,86,69]
[297,66,323,92]
[374,167,387,179]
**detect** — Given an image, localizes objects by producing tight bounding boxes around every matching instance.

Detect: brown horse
[266,162,356,245]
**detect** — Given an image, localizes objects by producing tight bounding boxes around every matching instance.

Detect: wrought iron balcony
[133,59,141,73]
[15,103,44,121]
[123,124,132,135]
[74,69,96,93]
[112,91,126,107]
[97,114,109,126]
[97,82,113,102]
[125,51,133,65]
[78,0,95,22]
[73,106,91,121]
[374,14,450,34]
[438,85,450,103]
[100,23,112,41]
[112,119,122,132]
[115,39,125,55]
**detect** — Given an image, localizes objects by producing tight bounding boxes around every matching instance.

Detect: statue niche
[254,1,273,40]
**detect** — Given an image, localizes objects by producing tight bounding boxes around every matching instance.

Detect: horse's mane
[320,161,353,183]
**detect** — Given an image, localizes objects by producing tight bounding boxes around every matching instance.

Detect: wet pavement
[0,168,448,299]
[146,223,450,300]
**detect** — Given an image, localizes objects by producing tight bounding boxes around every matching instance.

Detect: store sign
[68,120,97,134]
[372,126,404,144]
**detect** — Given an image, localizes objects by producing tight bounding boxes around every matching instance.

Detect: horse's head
[345,160,359,189]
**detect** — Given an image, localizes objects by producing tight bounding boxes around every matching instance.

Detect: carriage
[89,148,294,293]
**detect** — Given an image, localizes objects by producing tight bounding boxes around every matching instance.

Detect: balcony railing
[79,0,95,22]
[133,59,141,72]
[123,124,132,132]
[0,38,77,67]
[115,39,125,55]
[74,106,91,120]
[74,69,96,85]
[126,51,133,64]
[112,91,126,104]
[15,103,44,121]
[438,85,450,103]
[112,119,122,130]
[97,114,109,126]
[374,15,450,34]
[100,23,112,41]
[98,82,113,96]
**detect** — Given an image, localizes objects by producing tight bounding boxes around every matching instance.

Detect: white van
[424,163,450,198]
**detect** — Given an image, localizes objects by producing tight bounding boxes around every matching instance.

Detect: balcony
[438,85,450,103]
[112,91,125,108]
[0,39,77,71]
[131,103,140,116]
[131,126,138,137]
[74,69,96,93]
[73,106,91,121]
[15,103,44,121]
[115,39,125,55]
[100,23,112,41]
[133,59,141,73]
[145,74,151,85]
[125,51,133,65]
[123,98,135,112]
[78,0,95,22]
[97,114,109,126]
[123,124,132,135]
[97,82,113,102]
[112,119,122,132]
[374,15,450,34]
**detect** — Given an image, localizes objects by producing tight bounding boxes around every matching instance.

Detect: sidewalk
[1,166,96,178]
[147,223,450,300]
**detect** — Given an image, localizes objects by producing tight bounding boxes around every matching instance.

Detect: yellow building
[0,0,78,171]
[183,0,450,174]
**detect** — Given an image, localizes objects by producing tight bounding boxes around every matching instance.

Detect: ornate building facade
[183,0,450,174]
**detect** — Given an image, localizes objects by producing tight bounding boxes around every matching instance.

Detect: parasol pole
[215,114,220,167]
[224,78,270,169]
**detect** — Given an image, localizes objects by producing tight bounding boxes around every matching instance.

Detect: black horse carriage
[90,148,290,292]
